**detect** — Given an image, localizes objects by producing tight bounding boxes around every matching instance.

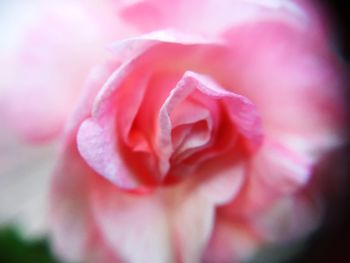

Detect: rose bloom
[1,0,346,263]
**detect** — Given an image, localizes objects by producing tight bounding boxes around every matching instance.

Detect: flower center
[77,71,262,191]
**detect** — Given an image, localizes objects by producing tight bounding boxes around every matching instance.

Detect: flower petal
[116,0,307,35]
[251,194,321,243]
[221,138,313,218]
[197,161,245,205]
[0,0,129,142]
[50,142,95,262]
[180,71,263,149]
[171,189,215,263]
[90,173,216,263]
[221,21,345,155]
[77,59,152,189]
[203,218,261,262]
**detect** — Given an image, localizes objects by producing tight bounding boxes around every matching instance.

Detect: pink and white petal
[221,21,345,153]
[116,0,309,35]
[90,172,218,263]
[170,189,215,263]
[155,72,212,173]
[66,61,122,134]
[50,61,128,261]
[203,218,261,263]
[165,163,247,261]
[50,139,123,263]
[108,29,223,64]
[222,138,313,219]
[240,139,311,215]
[93,61,151,144]
[251,139,313,194]
[49,88,99,261]
[77,59,152,189]
[251,194,322,243]
[0,0,128,142]
[50,142,95,262]
[170,101,213,154]
[115,0,188,31]
[89,176,174,263]
[154,70,262,175]
[197,161,245,206]
[77,119,141,189]
[85,220,123,263]
[180,71,263,149]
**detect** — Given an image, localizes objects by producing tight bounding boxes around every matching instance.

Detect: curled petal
[77,119,140,189]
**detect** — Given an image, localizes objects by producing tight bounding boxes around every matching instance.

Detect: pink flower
[47,1,346,262]
[1,0,345,262]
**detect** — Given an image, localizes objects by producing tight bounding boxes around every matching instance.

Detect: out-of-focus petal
[170,186,215,263]
[89,174,216,263]
[220,138,313,219]
[0,0,132,142]
[50,139,122,263]
[50,143,94,262]
[251,194,321,243]
[222,21,345,143]
[203,218,261,262]
[115,0,308,36]
[251,139,312,194]
[49,59,126,262]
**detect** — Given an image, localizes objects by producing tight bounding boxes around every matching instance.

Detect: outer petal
[171,189,214,263]
[196,161,245,206]
[89,174,216,263]
[90,179,172,263]
[220,138,313,219]
[203,218,261,263]
[250,194,321,243]
[50,60,122,263]
[250,139,312,194]
[50,142,95,262]
[0,0,131,142]
[116,0,308,36]
[220,21,345,155]
[50,139,122,263]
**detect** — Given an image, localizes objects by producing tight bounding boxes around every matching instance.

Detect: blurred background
[286,0,350,262]
[0,0,349,262]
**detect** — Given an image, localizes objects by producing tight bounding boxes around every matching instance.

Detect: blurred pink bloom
[0,0,346,262]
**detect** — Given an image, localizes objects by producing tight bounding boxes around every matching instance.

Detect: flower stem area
[0,226,59,263]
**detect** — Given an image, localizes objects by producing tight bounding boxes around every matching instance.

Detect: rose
[0,0,345,262]
[0,0,133,142]
[48,1,346,262]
